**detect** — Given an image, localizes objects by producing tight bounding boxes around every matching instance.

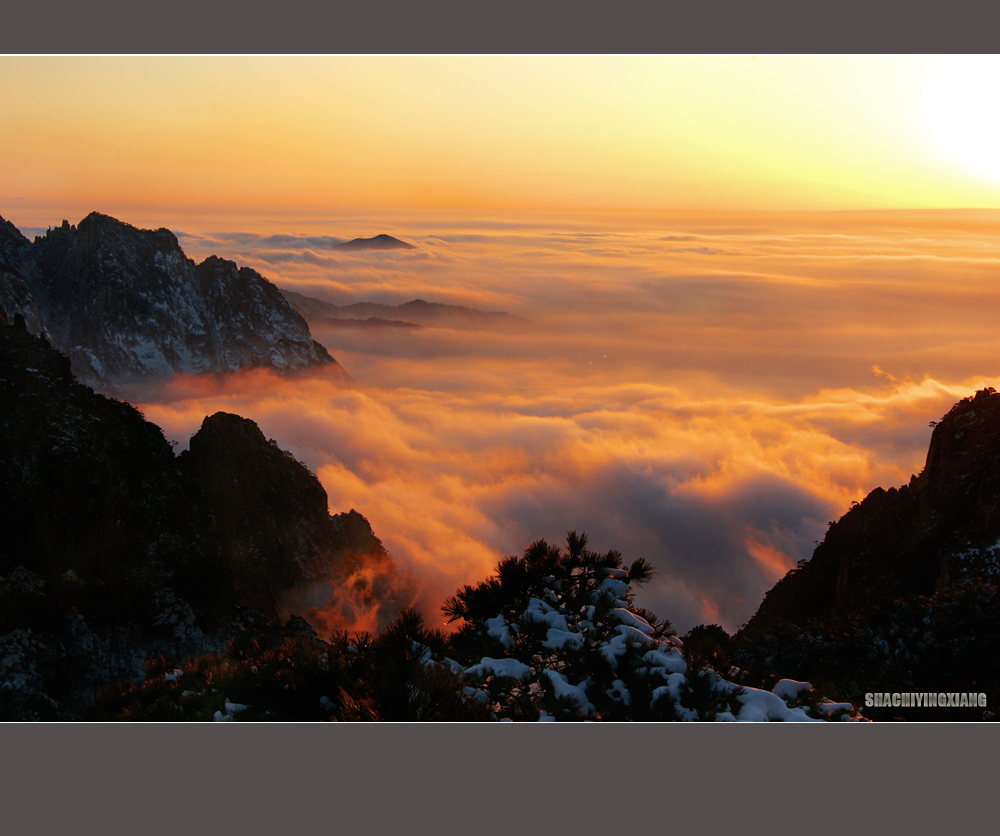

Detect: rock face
[3,212,344,392]
[744,388,1000,631]
[0,217,43,336]
[0,312,398,718]
[0,308,231,613]
[734,389,1000,719]
[180,411,398,620]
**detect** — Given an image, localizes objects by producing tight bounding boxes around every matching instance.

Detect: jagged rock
[0,311,234,616]
[4,211,346,392]
[0,314,398,718]
[744,388,1000,630]
[0,218,43,336]
[734,389,1000,718]
[179,411,398,620]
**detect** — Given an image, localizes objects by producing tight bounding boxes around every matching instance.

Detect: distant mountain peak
[280,288,530,333]
[337,234,414,251]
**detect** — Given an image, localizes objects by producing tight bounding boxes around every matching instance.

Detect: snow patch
[771,679,813,700]
[466,656,531,681]
[485,614,515,649]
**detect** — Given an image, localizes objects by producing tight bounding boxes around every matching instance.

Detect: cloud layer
[137,209,1000,632]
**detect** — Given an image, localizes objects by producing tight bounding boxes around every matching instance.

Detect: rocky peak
[917,387,1000,502]
[180,412,394,620]
[0,320,399,717]
[743,388,1000,633]
[0,220,42,336]
[0,311,232,617]
[0,211,345,393]
[733,390,1000,717]
[0,216,31,270]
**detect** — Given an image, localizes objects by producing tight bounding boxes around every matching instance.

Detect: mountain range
[6,291,994,719]
[0,212,345,393]
[1,211,997,720]
[281,288,529,332]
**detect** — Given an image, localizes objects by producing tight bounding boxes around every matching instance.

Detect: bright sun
[925,56,1000,182]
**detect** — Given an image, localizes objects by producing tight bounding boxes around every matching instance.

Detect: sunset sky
[4,56,1000,633]
[4,55,1000,221]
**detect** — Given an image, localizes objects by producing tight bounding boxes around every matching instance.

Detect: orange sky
[5,56,1000,221]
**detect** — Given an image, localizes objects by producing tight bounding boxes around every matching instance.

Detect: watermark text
[864,692,986,708]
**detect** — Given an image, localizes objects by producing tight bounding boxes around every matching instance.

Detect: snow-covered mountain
[0,212,346,392]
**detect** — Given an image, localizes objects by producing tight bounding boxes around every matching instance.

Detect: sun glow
[4,55,1000,216]
[925,56,1000,183]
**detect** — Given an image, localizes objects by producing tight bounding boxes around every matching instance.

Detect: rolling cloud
[135,210,1000,633]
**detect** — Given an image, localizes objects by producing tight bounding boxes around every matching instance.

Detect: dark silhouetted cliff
[180,411,399,621]
[0,310,397,718]
[734,389,1000,719]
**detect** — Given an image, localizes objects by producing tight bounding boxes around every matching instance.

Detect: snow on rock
[462,686,490,703]
[818,700,854,715]
[225,698,248,715]
[731,686,819,722]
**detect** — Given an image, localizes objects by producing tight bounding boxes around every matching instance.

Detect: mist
[137,209,1000,633]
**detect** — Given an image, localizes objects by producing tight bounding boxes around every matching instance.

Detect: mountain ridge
[742,387,1000,632]
[0,212,346,393]
[730,387,1000,719]
[281,287,530,332]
